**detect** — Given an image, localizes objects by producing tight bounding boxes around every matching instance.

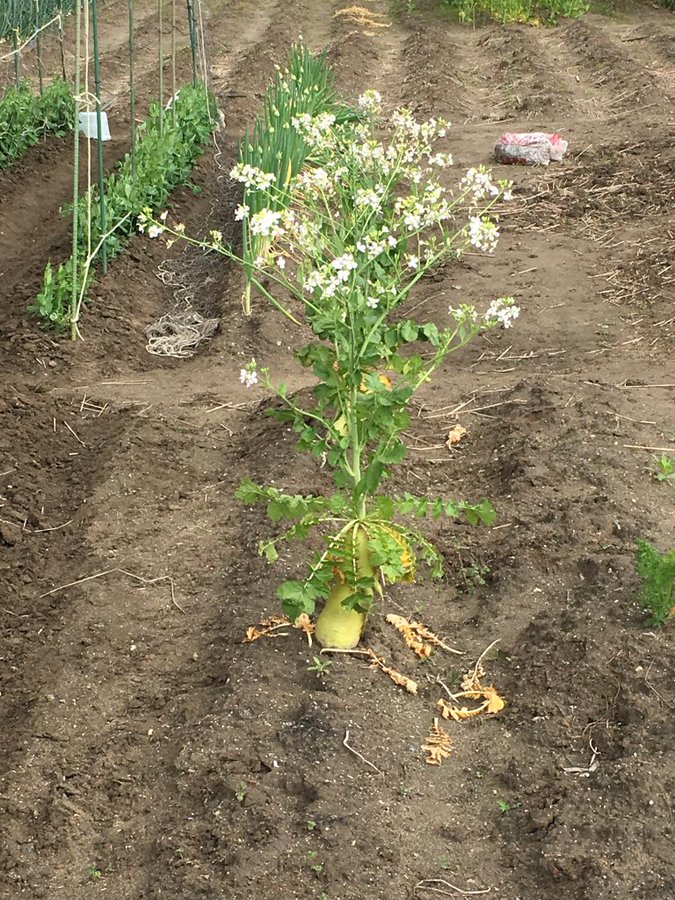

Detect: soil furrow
[557,15,666,113]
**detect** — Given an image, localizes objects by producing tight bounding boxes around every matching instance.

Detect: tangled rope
[145,310,219,358]
[145,163,232,359]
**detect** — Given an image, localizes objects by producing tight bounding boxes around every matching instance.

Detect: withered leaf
[366,649,418,694]
[245,614,318,644]
[386,614,433,659]
[386,613,461,656]
[245,622,289,642]
[294,613,315,645]
[436,684,506,721]
[445,423,467,449]
[422,718,453,766]
[484,685,506,714]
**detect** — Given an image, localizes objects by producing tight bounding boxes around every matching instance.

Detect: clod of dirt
[0,523,23,546]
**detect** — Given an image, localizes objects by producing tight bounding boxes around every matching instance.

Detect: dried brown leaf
[386,613,433,659]
[244,623,289,642]
[422,718,453,765]
[484,685,506,714]
[366,649,418,694]
[437,684,506,721]
[437,697,484,721]
[245,615,297,643]
[386,613,460,656]
[294,613,315,647]
[461,663,485,692]
[334,6,391,28]
[245,614,318,644]
[445,423,467,449]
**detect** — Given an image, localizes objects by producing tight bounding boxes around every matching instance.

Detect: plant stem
[350,388,366,518]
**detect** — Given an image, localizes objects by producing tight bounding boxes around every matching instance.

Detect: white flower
[358,89,382,112]
[405,254,419,270]
[449,304,479,326]
[291,112,336,147]
[331,253,358,280]
[366,296,379,309]
[428,152,453,168]
[304,270,324,294]
[296,167,333,194]
[468,216,499,252]
[355,187,385,210]
[234,204,250,220]
[230,163,275,191]
[249,209,284,238]
[148,224,164,239]
[159,210,168,222]
[239,360,258,388]
[276,256,287,269]
[484,297,520,329]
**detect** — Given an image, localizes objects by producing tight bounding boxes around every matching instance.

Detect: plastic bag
[494,132,568,166]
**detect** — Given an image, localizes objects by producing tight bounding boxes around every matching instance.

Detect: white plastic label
[78,111,111,141]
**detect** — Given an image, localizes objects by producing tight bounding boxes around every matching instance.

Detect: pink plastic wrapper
[494,132,568,166]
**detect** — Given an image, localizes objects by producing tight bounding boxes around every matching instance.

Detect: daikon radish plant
[143,93,517,648]
[236,95,517,648]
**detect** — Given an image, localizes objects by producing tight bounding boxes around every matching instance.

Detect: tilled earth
[1,2,674,898]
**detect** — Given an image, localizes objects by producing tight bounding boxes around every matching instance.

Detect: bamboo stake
[171,0,176,126]
[70,0,83,341]
[91,0,107,272]
[58,0,67,80]
[158,0,164,134]
[35,0,43,93]
[186,0,197,87]
[194,0,212,122]
[129,0,136,174]
[12,28,20,87]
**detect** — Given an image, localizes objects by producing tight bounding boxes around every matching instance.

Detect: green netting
[0,1,80,43]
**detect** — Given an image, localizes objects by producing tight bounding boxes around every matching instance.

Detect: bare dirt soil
[1,2,674,899]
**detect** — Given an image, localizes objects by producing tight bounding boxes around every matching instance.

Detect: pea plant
[143,93,517,648]
[0,79,73,169]
[31,84,216,335]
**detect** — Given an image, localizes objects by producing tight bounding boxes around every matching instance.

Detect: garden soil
[1,1,674,898]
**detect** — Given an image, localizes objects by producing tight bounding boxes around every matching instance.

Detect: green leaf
[236,478,262,504]
[377,440,407,465]
[267,500,286,522]
[260,541,279,563]
[476,499,497,527]
[399,321,418,343]
[636,540,675,626]
[277,579,320,619]
[421,323,440,345]
[445,500,460,518]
